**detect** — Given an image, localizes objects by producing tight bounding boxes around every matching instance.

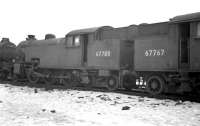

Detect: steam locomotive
[0,38,24,80]
[2,12,200,95]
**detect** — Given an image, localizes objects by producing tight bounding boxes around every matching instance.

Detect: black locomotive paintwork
[1,12,200,95]
[0,38,24,80]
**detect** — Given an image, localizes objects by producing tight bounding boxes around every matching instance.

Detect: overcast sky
[0,0,199,45]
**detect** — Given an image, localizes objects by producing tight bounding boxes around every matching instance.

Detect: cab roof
[170,12,200,23]
[67,26,113,36]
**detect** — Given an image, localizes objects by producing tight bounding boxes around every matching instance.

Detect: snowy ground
[0,84,200,126]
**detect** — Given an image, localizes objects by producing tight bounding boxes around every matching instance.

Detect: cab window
[66,35,80,47]
[74,36,80,46]
[197,22,200,37]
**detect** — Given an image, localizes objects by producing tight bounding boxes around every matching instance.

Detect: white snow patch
[0,84,200,126]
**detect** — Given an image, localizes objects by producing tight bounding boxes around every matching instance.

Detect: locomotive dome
[170,12,200,23]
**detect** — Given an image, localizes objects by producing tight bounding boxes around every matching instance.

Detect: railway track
[1,80,200,103]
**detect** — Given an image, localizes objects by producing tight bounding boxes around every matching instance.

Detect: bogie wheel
[106,75,119,91]
[146,75,165,95]
[43,71,56,85]
[27,70,40,84]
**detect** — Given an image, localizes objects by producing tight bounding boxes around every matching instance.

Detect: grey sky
[0,0,199,44]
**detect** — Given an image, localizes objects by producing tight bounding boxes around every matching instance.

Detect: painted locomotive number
[145,49,165,56]
[96,50,111,57]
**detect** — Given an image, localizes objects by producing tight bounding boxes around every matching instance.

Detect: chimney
[26,35,36,40]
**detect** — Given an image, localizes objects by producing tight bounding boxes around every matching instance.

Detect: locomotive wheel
[63,79,72,88]
[0,72,7,80]
[123,75,136,91]
[27,71,40,84]
[43,71,56,85]
[62,73,73,88]
[106,75,119,91]
[83,75,94,87]
[193,85,200,95]
[146,75,165,95]
[11,74,18,83]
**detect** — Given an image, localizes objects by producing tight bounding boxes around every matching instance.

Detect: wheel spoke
[27,71,39,84]
[43,71,55,85]
[146,75,165,95]
[106,75,118,91]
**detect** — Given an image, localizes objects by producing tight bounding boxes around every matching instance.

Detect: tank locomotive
[17,26,137,90]
[11,12,200,95]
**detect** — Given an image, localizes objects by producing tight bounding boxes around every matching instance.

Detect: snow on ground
[0,84,200,126]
